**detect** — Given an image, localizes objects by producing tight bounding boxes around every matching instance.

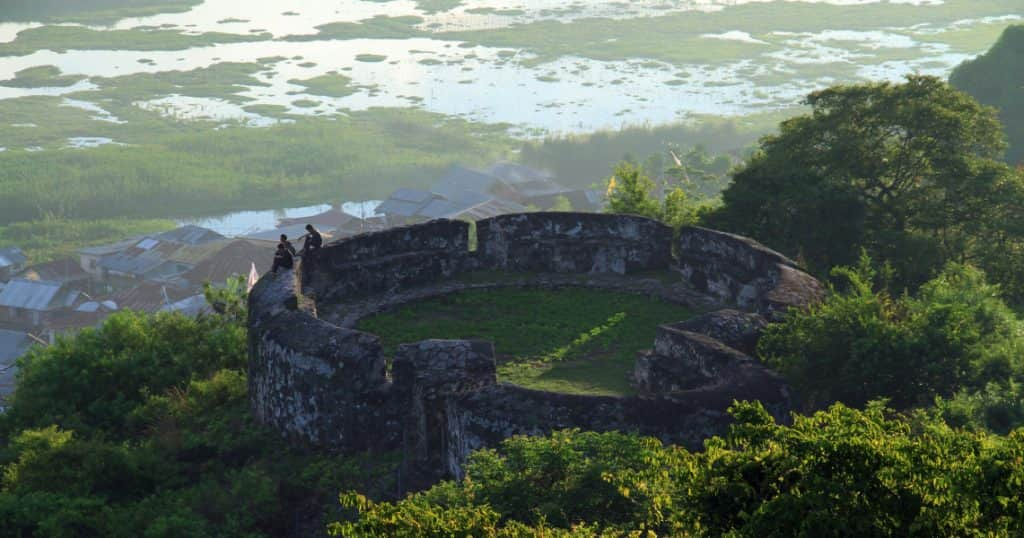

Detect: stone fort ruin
[248,212,823,485]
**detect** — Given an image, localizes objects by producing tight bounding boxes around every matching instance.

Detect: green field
[358,287,694,396]
[0,103,515,224]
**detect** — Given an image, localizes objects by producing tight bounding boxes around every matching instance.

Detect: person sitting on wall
[279,234,296,256]
[271,242,294,274]
[301,224,323,256]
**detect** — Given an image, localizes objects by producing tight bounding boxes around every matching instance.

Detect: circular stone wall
[247,212,824,482]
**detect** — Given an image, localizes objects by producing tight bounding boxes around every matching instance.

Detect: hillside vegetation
[951,24,1024,164]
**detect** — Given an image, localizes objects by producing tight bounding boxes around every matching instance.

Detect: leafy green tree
[950,25,1024,164]
[705,75,1023,296]
[332,403,1024,536]
[759,256,1024,410]
[605,161,696,228]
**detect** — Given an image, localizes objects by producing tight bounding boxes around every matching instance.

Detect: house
[375,187,527,225]
[0,329,33,403]
[78,237,140,278]
[178,239,275,288]
[111,282,195,313]
[0,278,82,327]
[244,224,335,244]
[94,226,225,283]
[18,258,92,287]
[153,225,226,246]
[431,165,517,201]
[486,162,602,210]
[277,208,380,236]
[0,247,27,281]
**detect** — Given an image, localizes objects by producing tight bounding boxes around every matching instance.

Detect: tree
[605,161,695,227]
[950,25,1024,164]
[331,404,1024,537]
[758,256,1024,410]
[705,76,1022,295]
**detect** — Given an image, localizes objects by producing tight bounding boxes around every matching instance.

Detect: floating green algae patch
[0,25,269,57]
[355,53,388,63]
[73,61,270,105]
[437,0,1022,68]
[0,65,86,88]
[359,287,694,396]
[0,0,201,24]
[288,73,358,98]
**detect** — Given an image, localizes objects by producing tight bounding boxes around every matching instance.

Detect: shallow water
[0,0,1017,136]
[177,201,381,237]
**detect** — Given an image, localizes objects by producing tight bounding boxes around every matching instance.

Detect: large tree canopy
[705,75,1024,296]
[951,24,1024,165]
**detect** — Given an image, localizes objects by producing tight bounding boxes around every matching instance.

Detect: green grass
[358,287,694,396]
[0,0,201,24]
[0,103,515,223]
[288,73,358,98]
[0,217,175,265]
[0,25,269,57]
[75,61,270,105]
[0,65,86,88]
[416,0,463,15]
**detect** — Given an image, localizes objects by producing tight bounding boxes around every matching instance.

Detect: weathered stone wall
[301,219,472,303]
[248,270,392,451]
[476,212,673,274]
[677,226,824,319]
[247,212,822,488]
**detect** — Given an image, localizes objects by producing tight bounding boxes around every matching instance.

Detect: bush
[758,256,1024,410]
[332,402,1024,536]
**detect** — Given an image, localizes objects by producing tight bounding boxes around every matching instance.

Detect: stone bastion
[248,212,824,485]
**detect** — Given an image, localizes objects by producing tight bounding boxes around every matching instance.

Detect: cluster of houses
[375,163,601,225]
[0,162,600,403]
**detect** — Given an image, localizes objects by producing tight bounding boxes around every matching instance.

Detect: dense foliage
[0,307,397,537]
[605,161,698,229]
[951,25,1024,164]
[520,117,763,190]
[759,256,1024,410]
[332,402,1024,537]
[705,76,1024,301]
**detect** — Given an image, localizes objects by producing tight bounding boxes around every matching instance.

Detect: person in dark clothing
[302,224,323,256]
[279,234,296,256]
[271,243,294,274]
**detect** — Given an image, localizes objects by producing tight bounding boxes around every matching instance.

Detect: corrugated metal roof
[155,225,225,245]
[181,239,274,287]
[487,162,553,184]
[389,188,435,204]
[511,179,573,199]
[0,247,27,269]
[376,199,429,218]
[0,329,31,364]
[457,199,527,220]
[99,246,170,276]
[431,165,503,199]
[18,258,89,283]
[0,278,74,311]
[77,237,142,257]
[244,224,318,242]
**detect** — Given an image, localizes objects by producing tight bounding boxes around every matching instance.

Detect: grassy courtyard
[358,287,693,396]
